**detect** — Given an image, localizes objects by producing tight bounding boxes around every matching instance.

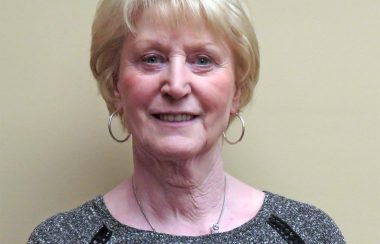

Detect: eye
[141,54,165,64]
[193,55,212,66]
[188,54,216,73]
[139,53,166,71]
[196,56,212,65]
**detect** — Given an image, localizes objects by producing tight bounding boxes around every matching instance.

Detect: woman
[29,0,345,243]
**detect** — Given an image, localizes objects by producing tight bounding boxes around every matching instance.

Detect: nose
[160,57,191,100]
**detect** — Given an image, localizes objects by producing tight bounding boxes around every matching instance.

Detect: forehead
[135,10,204,38]
[127,7,229,49]
[127,3,226,41]
[122,16,232,60]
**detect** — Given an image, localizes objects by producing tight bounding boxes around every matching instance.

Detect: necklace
[131,175,227,234]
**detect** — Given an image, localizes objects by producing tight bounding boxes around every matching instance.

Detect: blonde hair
[90,0,260,113]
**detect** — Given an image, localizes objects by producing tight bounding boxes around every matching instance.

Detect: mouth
[153,114,197,122]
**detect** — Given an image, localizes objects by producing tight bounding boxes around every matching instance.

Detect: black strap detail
[89,225,112,244]
[267,214,305,244]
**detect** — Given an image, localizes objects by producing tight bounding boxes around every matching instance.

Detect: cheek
[117,74,157,129]
[195,72,236,130]
[118,71,159,109]
[203,72,236,111]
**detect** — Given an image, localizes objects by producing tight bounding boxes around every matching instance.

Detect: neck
[131,142,227,234]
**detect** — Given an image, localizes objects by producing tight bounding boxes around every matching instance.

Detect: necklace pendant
[210,223,220,234]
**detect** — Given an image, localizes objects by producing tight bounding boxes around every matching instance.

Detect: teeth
[158,114,194,122]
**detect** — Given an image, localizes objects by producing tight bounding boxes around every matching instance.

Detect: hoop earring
[108,111,130,143]
[223,113,245,145]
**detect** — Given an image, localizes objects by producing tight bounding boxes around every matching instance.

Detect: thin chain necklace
[131,175,227,234]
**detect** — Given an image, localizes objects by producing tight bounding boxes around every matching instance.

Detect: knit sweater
[28,191,345,243]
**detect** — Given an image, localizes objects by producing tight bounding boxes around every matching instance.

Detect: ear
[230,86,241,114]
[113,88,123,113]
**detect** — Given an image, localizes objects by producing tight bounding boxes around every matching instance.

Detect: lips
[153,114,197,122]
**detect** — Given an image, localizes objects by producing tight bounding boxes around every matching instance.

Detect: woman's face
[116,9,240,159]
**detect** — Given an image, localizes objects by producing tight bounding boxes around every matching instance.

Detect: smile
[154,114,196,122]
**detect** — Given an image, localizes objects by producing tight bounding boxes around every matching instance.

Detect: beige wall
[1,1,379,243]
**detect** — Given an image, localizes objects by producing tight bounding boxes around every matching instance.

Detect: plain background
[1,1,379,243]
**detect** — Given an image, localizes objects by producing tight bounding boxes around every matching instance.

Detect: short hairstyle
[90,0,260,113]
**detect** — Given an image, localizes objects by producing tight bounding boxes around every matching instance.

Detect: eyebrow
[132,39,168,49]
[132,38,222,52]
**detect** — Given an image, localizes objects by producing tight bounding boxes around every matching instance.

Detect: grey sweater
[28,192,345,243]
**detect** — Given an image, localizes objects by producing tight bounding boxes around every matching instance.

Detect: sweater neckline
[93,191,272,240]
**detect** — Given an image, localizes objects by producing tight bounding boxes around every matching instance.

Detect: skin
[104,8,265,236]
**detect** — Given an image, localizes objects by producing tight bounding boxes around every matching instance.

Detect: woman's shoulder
[264,191,337,223]
[261,191,345,243]
[28,196,109,243]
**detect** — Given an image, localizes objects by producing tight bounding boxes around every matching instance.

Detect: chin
[151,139,204,161]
